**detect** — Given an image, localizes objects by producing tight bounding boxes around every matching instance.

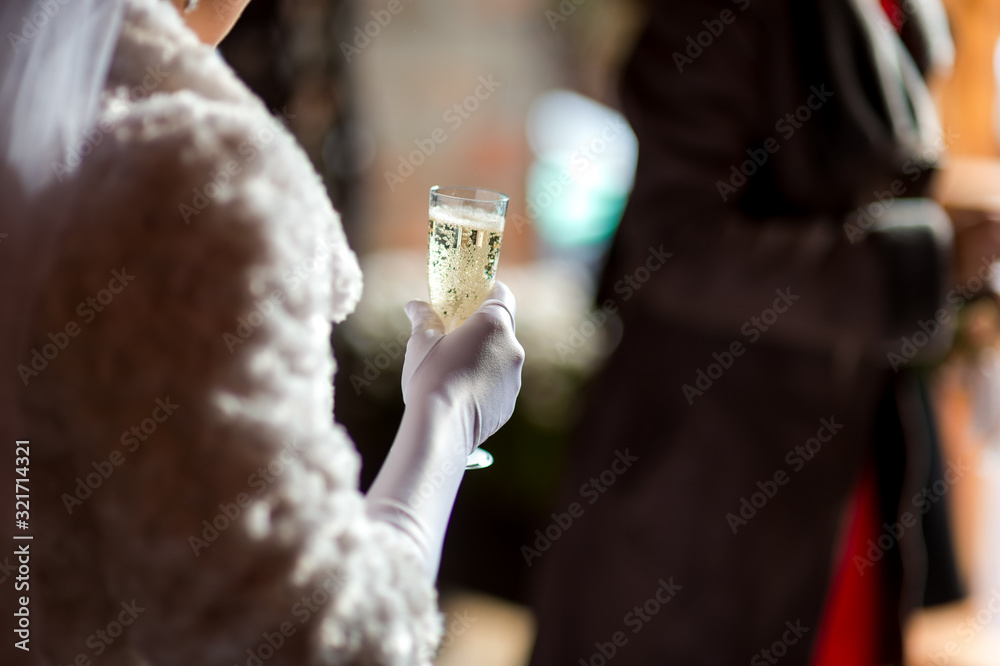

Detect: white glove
[401,280,524,455]
[366,281,524,578]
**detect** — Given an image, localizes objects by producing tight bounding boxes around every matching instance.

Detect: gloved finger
[404,300,446,336]
[402,300,444,393]
[476,280,517,330]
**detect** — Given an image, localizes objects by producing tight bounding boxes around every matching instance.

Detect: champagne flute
[427,185,509,470]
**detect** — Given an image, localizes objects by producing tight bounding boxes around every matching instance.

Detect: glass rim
[430,185,510,205]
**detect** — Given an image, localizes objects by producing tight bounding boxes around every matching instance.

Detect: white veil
[0,0,129,576]
[0,0,129,191]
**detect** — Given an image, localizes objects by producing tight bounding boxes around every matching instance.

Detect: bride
[0,0,523,663]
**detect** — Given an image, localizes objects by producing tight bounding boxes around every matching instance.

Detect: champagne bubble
[428,206,504,332]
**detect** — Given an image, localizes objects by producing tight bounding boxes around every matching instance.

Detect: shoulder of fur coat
[24,1,441,664]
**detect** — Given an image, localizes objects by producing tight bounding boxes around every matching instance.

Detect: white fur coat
[21,1,441,663]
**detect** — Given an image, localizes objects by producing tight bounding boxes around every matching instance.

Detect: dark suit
[530,0,962,663]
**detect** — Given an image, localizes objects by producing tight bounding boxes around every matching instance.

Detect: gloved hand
[400,281,524,455]
[366,281,524,578]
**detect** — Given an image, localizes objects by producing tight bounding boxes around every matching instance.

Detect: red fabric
[812,3,902,660]
[809,467,881,666]
[880,0,905,31]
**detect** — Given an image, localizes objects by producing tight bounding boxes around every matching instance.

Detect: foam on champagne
[428,205,505,233]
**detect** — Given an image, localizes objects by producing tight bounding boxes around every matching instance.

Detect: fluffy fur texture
[22,0,441,663]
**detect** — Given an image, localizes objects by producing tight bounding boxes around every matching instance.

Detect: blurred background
[217,0,1000,663]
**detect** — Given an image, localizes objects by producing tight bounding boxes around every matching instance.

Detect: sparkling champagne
[427,205,504,332]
